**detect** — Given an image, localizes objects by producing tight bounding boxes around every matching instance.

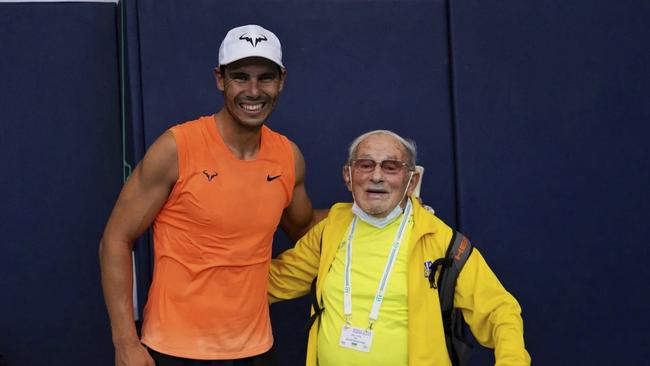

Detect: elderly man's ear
[342,165,352,191]
[406,171,421,197]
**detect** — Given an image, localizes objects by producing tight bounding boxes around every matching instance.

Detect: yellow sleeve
[454,249,532,366]
[268,218,326,303]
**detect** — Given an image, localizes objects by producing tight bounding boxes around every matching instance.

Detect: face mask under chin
[352,199,411,228]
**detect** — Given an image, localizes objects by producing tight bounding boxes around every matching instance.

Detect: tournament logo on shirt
[424,260,434,278]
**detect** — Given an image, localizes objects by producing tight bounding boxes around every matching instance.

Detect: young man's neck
[214,110,262,160]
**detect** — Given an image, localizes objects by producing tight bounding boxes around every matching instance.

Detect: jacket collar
[410,197,439,240]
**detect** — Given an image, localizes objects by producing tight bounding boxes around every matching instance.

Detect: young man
[100,25,321,366]
[269,130,531,366]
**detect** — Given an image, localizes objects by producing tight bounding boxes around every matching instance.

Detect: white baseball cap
[218,24,284,68]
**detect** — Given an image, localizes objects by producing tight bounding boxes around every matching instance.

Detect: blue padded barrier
[0,3,121,366]
[133,0,457,219]
[450,0,650,364]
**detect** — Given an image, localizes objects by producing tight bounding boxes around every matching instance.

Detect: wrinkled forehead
[355,134,407,161]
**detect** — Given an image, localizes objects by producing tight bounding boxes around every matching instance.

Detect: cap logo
[239,33,268,47]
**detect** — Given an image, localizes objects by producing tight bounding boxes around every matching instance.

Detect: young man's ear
[278,68,287,92]
[214,67,225,91]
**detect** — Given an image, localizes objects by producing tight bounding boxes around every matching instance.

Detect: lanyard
[343,200,412,330]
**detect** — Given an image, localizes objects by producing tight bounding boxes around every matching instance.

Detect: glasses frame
[350,159,414,174]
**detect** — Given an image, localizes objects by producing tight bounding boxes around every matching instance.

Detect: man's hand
[114,342,154,366]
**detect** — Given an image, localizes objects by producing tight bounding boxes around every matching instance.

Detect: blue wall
[450,1,650,364]
[0,2,121,365]
[0,1,648,365]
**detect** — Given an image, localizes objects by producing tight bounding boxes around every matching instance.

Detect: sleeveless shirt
[141,115,294,359]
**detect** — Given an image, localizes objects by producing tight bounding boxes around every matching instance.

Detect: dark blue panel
[0,3,121,366]
[133,1,455,365]
[135,0,456,222]
[451,1,650,364]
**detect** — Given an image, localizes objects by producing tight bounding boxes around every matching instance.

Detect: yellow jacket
[269,199,531,366]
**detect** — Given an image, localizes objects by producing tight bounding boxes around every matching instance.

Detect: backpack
[305,230,474,366]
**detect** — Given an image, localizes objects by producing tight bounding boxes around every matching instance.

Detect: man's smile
[239,102,265,113]
[365,187,389,199]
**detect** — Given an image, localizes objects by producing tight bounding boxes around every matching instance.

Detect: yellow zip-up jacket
[269,198,531,366]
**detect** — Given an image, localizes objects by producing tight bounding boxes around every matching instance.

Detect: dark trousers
[148,347,276,366]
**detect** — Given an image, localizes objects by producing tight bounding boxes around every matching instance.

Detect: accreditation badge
[339,324,373,352]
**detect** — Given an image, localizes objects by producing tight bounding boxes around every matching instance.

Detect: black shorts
[148,347,276,366]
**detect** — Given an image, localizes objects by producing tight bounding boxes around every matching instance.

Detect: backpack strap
[305,229,325,332]
[305,275,324,332]
[438,231,473,313]
[434,231,474,366]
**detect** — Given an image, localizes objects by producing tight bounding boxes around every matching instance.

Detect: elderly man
[268,130,531,366]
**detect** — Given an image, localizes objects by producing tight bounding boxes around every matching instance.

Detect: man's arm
[456,250,531,365]
[269,218,327,302]
[279,142,328,242]
[99,131,178,366]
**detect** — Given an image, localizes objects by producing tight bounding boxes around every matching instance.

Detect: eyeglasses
[350,159,412,174]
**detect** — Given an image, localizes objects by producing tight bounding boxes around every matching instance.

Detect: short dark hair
[219,64,283,79]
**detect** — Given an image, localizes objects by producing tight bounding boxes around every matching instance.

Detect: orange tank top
[141,115,294,359]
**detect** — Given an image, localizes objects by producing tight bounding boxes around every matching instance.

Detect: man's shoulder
[261,124,292,146]
[309,202,352,228]
[412,200,454,241]
[171,115,211,132]
[329,202,353,215]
